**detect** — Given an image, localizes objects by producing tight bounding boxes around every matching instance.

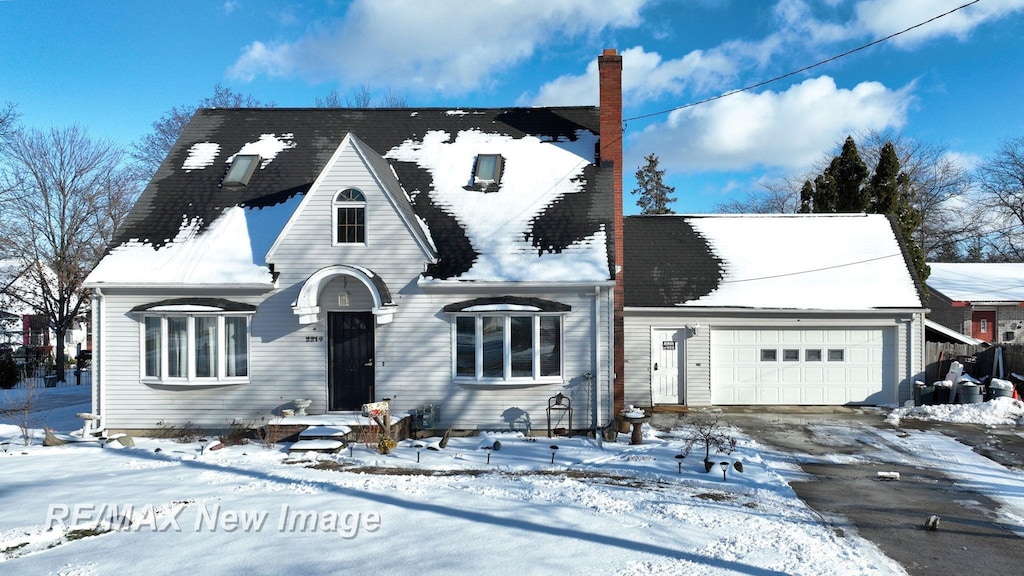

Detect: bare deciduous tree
[316,86,408,108]
[132,84,272,179]
[975,136,1024,261]
[0,125,140,382]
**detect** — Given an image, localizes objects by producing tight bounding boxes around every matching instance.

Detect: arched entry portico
[292,265,397,411]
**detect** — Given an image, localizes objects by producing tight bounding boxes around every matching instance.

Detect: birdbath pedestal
[621,414,649,445]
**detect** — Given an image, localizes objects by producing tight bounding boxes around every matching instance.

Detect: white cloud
[528,45,738,107]
[228,0,647,92]
[628,75,914,173]
[853,0,1024,47]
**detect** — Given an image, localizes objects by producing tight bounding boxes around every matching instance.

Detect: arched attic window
[333,188,366,244]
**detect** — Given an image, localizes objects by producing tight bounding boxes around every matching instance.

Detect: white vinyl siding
[625,312,925,408]
[94,139,615,432]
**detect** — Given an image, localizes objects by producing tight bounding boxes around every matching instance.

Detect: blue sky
[2,0,1022,214]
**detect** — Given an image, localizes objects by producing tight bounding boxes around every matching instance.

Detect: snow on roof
[927,262,1024,303]
[182,142,221,171]
[228,133,296,168]
[85,206,272,286]
[683,214,922,309]
[388,128,608,282]
[0,259,41,315]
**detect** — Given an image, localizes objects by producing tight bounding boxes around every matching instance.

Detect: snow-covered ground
[2,388,1022,575]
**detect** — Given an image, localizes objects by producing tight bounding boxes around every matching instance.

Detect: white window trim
[451,313,564,385]
[332,188,367,246]
[139,313,252,386]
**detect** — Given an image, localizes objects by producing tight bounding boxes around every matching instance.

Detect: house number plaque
[662,341,676,350]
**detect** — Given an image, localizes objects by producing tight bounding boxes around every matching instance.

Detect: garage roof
[927,262,1024,304]
[625,213,924,310]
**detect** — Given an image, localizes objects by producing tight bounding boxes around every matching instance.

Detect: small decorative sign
[662,341,676,350]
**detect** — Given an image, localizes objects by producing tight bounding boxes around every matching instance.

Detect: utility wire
[719,253,903,284]
[624,0,982,123]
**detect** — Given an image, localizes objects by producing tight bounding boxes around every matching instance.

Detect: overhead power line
[624,0,982,123]
[719,253,903,284]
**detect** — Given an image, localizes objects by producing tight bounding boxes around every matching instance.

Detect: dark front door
[328,312,374,411]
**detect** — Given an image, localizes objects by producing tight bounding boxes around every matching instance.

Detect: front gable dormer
[265,132,437,267]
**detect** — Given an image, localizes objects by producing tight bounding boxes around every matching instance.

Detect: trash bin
[913,383,935,406]
[43,375,58,388]
[986,378,1014,401]
[933,382,951,404]
[957,383,983,404]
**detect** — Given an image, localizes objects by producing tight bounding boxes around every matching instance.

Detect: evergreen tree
[810,137,869,213]
[868,141,928,282]
[833,136,870,212]
[869,142,902,215]
[631,153,676,215]
[0,348,18,390]
[798,180,814,213]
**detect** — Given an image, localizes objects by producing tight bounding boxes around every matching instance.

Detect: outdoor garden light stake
[675,453,685,474]
[485,445,493,464]
[550,445,558,464]
[720,461,728,481]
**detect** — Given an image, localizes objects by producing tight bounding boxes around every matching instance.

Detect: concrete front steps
[270,413,412,454]
[288,425,352,454]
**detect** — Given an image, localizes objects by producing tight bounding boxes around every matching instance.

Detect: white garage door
[711,327,895,405]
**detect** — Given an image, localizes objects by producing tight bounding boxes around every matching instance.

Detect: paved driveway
[654,409,1024,576]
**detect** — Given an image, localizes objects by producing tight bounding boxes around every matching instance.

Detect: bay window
[453,314,562,382]
[142,314,250,382]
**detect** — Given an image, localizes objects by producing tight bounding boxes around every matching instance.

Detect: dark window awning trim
[130,298,257,313]
[443,296,571,313]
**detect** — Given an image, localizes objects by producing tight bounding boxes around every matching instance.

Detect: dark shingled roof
[115,107,611,281]
[624,216,723,307]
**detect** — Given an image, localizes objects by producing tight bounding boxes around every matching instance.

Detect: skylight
[223,155,260,187]
[474,154,503,185]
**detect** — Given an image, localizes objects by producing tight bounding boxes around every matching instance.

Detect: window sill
[142,378,250,388]
[454,377,563,389]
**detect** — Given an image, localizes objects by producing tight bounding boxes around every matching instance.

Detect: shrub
[0,348,18,390]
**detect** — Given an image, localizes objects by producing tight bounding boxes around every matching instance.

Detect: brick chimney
[598,48,625,414]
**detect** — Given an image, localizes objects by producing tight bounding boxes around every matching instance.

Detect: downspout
[92,288,106,433]
[591,285,602,443]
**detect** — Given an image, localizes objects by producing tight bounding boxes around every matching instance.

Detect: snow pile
[684,214,922,309]
[388,129,609,283]
[887,396,1024,426]
[86,207,273,285]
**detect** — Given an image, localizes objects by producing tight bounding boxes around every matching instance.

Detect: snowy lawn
[4,389,1021,575]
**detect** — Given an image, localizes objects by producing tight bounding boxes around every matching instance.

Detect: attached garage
[623,214,927,409]
[710,327,896,405]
